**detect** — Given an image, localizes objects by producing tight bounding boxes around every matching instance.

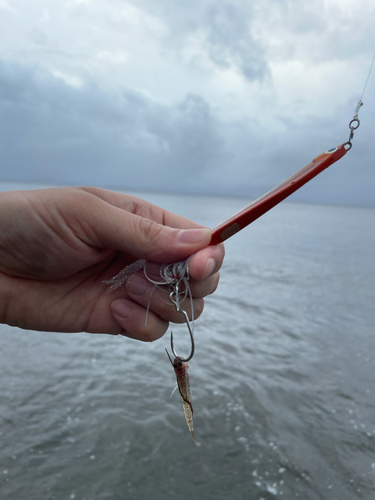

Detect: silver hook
[167,282,195,363]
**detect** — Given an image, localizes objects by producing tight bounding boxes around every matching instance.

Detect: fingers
[74,188,225,342]
[125,274,204,321]
[109,268,207,342]
[110,288,204,342]
[188,243,225,281]
[74,193,212,263]
[108,242,224,342]
[72,189,226,268]
[111,298,169,342]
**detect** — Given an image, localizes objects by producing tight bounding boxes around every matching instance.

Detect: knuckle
[138,217,163,244]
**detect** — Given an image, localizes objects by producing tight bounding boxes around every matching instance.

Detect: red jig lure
[210,145,348,245]
[210,90,369,245]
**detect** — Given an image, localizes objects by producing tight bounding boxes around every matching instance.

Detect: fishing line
[360,51,375,102]
[104,258,194,328]
[344,51,375,150]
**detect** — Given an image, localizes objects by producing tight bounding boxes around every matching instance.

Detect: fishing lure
[104,258,193,325]
[209,53,375,245]
[166,350,197,445]
[104,57,373,445]
[105,259,197,443]
[210,145,348,245]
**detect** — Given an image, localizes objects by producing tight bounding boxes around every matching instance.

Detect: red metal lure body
[210,145,347,245]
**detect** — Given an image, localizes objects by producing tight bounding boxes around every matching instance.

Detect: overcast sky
[1,0,374,205]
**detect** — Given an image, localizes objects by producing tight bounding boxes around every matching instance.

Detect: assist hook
[167,280,195,363]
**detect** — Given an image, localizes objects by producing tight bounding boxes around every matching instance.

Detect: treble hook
[167,282,195,363]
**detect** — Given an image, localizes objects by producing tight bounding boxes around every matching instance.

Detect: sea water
[0,188,374,500]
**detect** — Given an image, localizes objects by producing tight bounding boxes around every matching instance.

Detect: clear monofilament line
[360,52,375,102]
[104,257,194,329]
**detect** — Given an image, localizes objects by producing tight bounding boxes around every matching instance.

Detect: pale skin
[0,187,224,341]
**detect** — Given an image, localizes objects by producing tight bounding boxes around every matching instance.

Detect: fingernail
[178,228,211,244]
[126,275,148,295]
[203,258,216,278]
[111,299,131,318]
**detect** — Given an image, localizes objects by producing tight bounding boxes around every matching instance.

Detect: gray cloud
[1,57,373,206]
[0,59,228,190]
[203,2,268,81]
[1,0,374,206]
[126,0,269,82]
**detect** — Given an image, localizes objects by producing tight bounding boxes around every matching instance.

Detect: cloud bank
[0,0,374,205]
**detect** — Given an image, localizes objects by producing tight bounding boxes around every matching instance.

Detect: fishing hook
[167,281,195,363]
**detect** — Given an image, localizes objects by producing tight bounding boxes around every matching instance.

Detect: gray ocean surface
[0,188,375,500]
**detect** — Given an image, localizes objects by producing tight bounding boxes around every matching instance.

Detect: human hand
[0,187,224,340]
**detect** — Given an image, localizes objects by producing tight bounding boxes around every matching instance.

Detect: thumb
[81,200,212,263]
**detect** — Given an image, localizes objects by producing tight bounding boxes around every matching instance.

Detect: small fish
[166,350,197,445]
